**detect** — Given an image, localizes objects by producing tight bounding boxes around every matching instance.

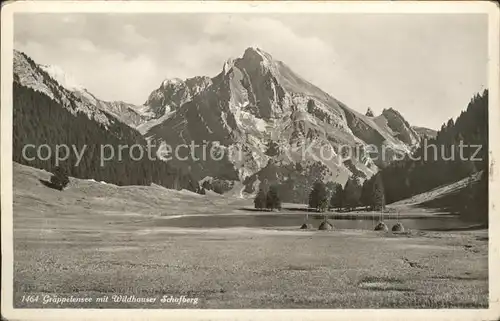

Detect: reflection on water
[154,214,475,231]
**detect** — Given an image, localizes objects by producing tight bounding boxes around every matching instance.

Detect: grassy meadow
[12,163,488,308]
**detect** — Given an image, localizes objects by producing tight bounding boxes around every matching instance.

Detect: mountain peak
[244,46,264,54]
[223,58,235,75]
[39,64,84,91]
[161,78,183,88]
[242,46,273,63]
[14,50,86,92]
[381,108,420,146]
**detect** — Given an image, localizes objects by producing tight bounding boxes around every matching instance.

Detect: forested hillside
[13,83,199,191]
[367,90,489,222]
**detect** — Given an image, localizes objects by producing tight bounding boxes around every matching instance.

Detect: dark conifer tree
[254,188,267,209]
[343,177,362,211]
[360,178,374,210]
[266,185,282,210]
[330,183,343,211]
[309,181,328,212]
[307,99,316,114]
[473,170,489,225]
[372,173,386,211]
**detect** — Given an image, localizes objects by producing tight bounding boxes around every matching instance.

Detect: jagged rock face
[94,100,146,128]
[144,76,213,118]
[142,47,420,199]
[381,108,420,146]
[412,126,437,139]
[231,48,287,119]
[70,89,148,127]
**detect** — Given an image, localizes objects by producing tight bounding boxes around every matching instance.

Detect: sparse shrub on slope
[201,179,234,194]
[50,166,70,190]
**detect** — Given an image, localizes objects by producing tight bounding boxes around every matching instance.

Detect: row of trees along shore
[254,173,386,212]
[254,185,282,210]
[308,174,385,212]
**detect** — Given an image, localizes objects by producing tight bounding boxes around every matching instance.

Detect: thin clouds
[14,13,487,129]
[14,13,337,106]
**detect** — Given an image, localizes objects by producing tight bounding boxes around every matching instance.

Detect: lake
[152,213,478,231]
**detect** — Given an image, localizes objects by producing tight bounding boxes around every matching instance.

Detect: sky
[14,13,488,129]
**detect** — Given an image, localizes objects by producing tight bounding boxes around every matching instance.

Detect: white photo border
[1,1,499,320]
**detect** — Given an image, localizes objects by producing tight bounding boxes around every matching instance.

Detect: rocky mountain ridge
[139,47,425,200]
[13,47,432,201]
[14,50,151,128]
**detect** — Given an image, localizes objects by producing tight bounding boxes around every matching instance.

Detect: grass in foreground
[12,163,489,308]
[13,227,488,308]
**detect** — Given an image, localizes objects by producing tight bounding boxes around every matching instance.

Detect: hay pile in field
[392,222,405,232]
[318,221,333,230]
[374,221,388,231]
[300,223,313,229]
